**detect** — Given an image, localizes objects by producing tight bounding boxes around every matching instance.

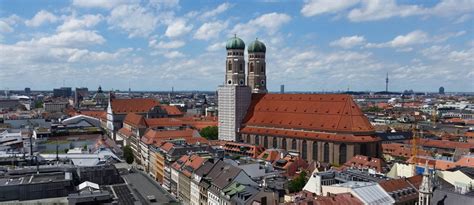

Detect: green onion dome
[226,35,245,50]
[247,39,266,53]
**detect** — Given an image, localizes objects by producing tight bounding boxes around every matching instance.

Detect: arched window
[312,142,318,161]
[228,61,232,71]
[302,140,307,160]
[263,136,268,148]
[324,142,330,163]
[282,138,286,149]
[339,143,347,165]
[255,135,260,145]
[246,135,251,143]
[250,63,254,73]
[291,139,297,150]
[273,137,277,148]
[239,64,243,72]
[261,65,264,73]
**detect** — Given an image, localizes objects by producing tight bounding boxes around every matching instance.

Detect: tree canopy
[200,126,218,140]
[123,145,134,164]
[288,171,308,193]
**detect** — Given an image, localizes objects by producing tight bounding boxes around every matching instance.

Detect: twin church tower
[218,36,268,141]
[224,35,267,93]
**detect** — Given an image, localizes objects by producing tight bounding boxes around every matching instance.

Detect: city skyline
[0,0,473,92]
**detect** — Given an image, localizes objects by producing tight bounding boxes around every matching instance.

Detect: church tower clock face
[228,80,232,85]
[239,79,245,85]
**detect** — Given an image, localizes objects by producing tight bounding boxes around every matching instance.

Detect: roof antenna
[234,33,236,38]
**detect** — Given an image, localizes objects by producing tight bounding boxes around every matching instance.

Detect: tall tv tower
[385,72,389,93]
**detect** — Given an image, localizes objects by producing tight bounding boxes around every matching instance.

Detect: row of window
[249,54,265,58]
[249,135,348,164]
[227,61,265,73]
[227,52,244,56]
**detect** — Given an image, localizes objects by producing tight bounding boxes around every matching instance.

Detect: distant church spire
[385,72,389,92]
[418,161,433,205]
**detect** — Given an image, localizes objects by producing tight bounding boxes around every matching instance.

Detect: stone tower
[225,35,246,86]
[247,39,267,93]
[418,162,433,205]
[218,35,251,141]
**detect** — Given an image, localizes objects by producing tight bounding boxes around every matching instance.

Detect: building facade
[217,36,381,165]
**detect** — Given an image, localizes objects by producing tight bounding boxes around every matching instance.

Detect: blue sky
[0,0,473,92]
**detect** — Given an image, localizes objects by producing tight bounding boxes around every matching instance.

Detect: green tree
[200,126,218,140]
[288,171,308,193]
[35,101,43,108]
[364,106,383,113]
[123,145,134,164]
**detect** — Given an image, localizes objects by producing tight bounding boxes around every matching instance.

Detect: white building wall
[190,180,200,205]
[217,86,251,141]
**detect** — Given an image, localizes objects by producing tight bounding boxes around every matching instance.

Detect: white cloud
[301,0,474,22]
[430,0,474,17]
[432,31,466,43]
[163,50,184,58]
[348,0,426,22]
[25,10,59,27]
[230,12,291,39]
[17,30,105,47]
[72,0,134,9]
[367,30,466,49]
[108,4,158,38]
[165,19,193,38]
[148,0,180,9]
[330,35,366,48]
[0,21,13,33]
[194,21,228,40]
[206,41,225,52]
[149,39,185,49]
[301,0,359,17]
[367,30,428,48]
[57,14,103,32]
[201,3,232,19]
[1,15,22,26]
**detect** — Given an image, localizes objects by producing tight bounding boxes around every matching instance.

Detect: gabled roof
[111,98,160,114]
[161,105,183,116]
[207,160,243,190]
[343,155,386,173]
[75,110,106,120]
[141,128,207,146]
[123,113,146,128]
[243,94,374,134]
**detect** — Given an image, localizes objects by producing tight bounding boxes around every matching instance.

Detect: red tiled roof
[343,155,386,173]
[257,149,282,162]
[118,127,133,138]
[161,105,183,116]
[77,110,106,120]
[382,143,431,158]
[124,113,146,128]
[240,127,379,143]
[379,176,420,203]
[413,139,474,150]
[313,193,363,205]
[379,178,412,192]
[222,141,265,158]
[145,118,186,128]
[144,117,217,131]
[160,142,175,152]
[243,94,375,134]
[141,129,196,145]
[111,98,159,114]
